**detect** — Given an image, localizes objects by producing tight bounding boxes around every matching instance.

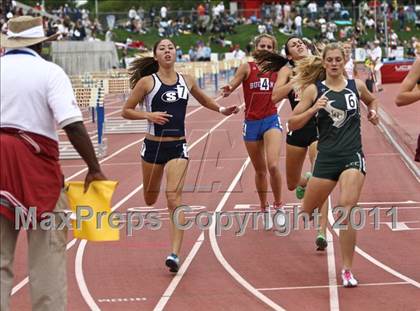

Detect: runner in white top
[343,41,356,79]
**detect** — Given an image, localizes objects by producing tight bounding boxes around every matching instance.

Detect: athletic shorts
[141,139,189,165]
[286,125,318,148]
[243,114,283,141]
[313,151,366,181]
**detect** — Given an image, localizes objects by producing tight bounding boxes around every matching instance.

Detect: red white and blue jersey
[242,61,278,121]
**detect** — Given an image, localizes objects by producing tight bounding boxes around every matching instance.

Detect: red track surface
[9,85,420,310]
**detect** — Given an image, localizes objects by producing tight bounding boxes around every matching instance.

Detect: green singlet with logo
[314,79,362,156]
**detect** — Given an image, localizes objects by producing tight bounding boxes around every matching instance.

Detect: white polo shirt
[1,48,82,141]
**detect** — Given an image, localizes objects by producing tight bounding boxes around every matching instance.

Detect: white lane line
[357,201,419,205]
[75,240,100,311]
[76,103,245,310]
[209,157,286,311]
[208,100,288,311]
[326,196,339,311]
[257,281,410,291]
[152,233,205,311]
[10,98,214,295]
[328,195,420,289]
[11,239,78,295]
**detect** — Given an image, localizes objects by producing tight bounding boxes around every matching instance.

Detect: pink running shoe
[341,269,358,288]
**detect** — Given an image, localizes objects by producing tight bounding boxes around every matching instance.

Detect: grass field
[102,21,418,57]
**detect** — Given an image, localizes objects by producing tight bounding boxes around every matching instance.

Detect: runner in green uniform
[254,38,329,251]
[288,43,380,287]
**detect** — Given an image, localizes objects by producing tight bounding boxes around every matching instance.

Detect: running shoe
[315,233,328,251]
[165,253,180,273]
[341,269,358,288]
[262,204,273,230]
[296,172,312,200]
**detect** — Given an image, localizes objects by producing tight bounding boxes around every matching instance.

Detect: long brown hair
[128,38,177,89]
[253,36,304,73]
[253,50,288,73]
[292,42,345,90]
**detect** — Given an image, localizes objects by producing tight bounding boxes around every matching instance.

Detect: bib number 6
[345,93,357,110]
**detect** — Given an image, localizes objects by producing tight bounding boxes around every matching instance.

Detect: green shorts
[313,151,366,181]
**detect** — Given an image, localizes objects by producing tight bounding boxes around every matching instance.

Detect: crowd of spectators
[1,0,419,62]
[1,1,103,42]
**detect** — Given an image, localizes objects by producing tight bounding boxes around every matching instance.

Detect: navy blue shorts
[243,114,283,141]
[141,139,189,165]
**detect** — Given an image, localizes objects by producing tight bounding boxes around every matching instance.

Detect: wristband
[219,106,227,113]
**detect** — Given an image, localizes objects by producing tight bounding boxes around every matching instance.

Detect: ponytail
[128,57,159,89]
[253,50,289,73]
[292,42,345,90]
[292,55,325,91]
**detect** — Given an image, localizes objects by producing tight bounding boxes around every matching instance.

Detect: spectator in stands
[343,41,356,79]
[176,45,183,62]
[258,23,267,34]
[232,44,246,60]
[0,15,106,311]
[325,1,334,20]
[333,1,342,19]
[128,6,137,20]
[397,6,405,31]
[283,2,291,22]
[105,28,113,42]
[294,13,302,37]
[367,40,383,92]
[188,45,197,61]
[149,7,156,27]
[160,5,167,20]
[307,1,318,21]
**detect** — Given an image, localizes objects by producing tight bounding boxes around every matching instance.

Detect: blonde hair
[254,34,278,51]
[292,42,345,90]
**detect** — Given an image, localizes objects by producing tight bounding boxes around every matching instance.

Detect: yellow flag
[66,181,119,241]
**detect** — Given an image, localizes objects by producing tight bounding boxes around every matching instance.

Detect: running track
[9,85,420,310]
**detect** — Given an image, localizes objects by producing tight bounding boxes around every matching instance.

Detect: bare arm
[395,59,420,106]
[64,122,106,191]
[186,74,239,115]
[356,79,379,125]
[272,66,294,103]
[221,63,249,97]
[121,76,172,125]
[288,84,326,131]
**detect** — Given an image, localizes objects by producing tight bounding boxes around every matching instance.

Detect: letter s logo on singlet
[161,90,179,103]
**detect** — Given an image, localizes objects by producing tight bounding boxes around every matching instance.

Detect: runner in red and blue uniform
[222,34,284,229]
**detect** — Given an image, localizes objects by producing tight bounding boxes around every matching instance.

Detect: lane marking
[209,158,286,311]
[257,281,410,291]
[326,196,339,311]
[97,297,147,303]
[208,100,288,311]
[328,195,420,289]
[11,94,229,295]
[152,233,205,311]
[75,240,100,311]
[76,103,246,310]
